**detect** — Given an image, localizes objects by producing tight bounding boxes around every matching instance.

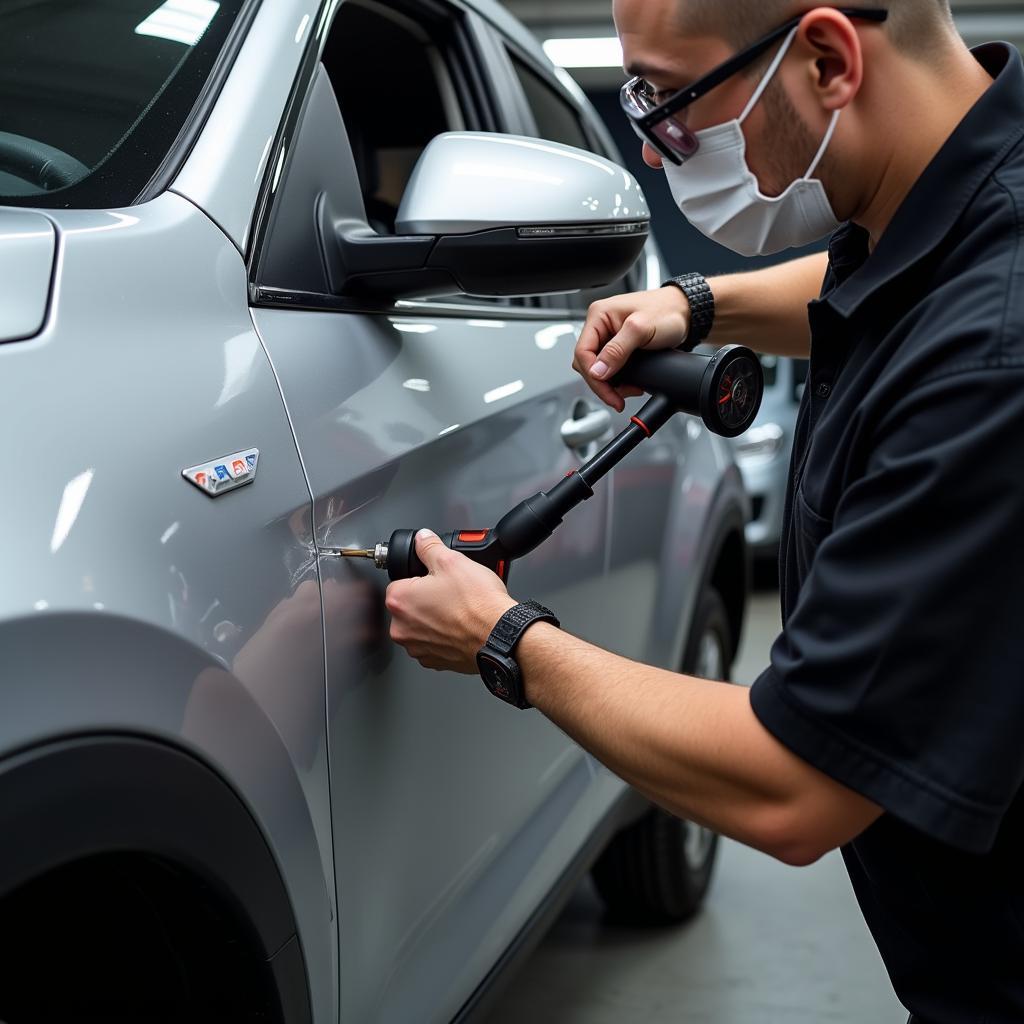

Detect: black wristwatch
[664,271,715,351]
[477,600,560,710]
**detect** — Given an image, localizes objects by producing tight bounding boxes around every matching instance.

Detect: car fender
[0,611,332,1015]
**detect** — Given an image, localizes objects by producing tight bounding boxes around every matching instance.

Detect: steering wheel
[0,131,90,192]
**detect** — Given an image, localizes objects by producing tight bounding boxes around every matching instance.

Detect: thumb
[590,314,655,382]
[414,528,449,573]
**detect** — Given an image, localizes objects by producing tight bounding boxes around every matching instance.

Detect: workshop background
[485,2,1024,1021]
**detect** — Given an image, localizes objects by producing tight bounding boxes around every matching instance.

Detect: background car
[0,1,750,1021]
[730,355,809,564]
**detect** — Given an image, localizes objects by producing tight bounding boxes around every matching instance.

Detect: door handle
[560,408,612,449]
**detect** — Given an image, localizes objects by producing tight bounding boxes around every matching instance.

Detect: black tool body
[377,345,763,582]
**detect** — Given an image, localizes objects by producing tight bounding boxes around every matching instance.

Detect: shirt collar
[825,42,1024,320]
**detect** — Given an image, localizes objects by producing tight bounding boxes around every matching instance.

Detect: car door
[247,2,619,1020]
[495,32,697,670]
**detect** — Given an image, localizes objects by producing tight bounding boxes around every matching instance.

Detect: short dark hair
[678,1,955,60]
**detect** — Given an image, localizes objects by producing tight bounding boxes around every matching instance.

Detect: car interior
[323,1,467,237]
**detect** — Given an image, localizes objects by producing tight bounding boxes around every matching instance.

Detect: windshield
[0,0,246,208]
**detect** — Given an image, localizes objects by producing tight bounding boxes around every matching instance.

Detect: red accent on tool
[458,530,489,543]
[630,415,652,437]
[497,560,506,580]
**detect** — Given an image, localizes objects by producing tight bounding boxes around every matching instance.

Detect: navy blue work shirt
[749,42,1024,1023]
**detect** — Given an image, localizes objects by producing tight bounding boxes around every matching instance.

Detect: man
[386,2,1024,1019]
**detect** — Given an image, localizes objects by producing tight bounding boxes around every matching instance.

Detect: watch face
[477,652,517,704]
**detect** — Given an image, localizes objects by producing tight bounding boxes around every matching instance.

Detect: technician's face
[612,0,823,198]
[613,0,743,169]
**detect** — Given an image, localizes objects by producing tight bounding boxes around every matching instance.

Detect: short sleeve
[750,364,1024,853]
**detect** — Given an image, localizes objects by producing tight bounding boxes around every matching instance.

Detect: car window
[323,1,468,237]
[0,0,245,208]
[508,55,590,152]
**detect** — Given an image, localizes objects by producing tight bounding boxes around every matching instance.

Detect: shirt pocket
[792,483,834,581]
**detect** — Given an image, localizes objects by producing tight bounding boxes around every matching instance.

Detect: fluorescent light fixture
[543,37,624,69]
[136,0,219,45]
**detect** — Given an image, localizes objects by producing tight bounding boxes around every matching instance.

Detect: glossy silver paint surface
[396,131,650,235]
[1,0,749,1021]
[0,210,55,342]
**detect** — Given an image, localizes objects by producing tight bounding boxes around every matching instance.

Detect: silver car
[0,1,750,1021]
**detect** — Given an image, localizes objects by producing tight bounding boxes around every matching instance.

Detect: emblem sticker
[183,448,259,497]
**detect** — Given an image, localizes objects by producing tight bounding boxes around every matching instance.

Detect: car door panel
[252,305,612,1020]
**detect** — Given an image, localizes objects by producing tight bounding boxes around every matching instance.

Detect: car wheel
[591,586,733,924]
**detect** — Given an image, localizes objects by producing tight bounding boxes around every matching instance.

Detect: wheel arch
[706,522,749,663]
[0,734,314,1022]
[0,609,334,1021]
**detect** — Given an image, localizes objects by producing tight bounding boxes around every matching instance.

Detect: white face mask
[663,27,842,257]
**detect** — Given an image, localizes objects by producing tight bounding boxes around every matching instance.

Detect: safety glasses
[620,7,888,165]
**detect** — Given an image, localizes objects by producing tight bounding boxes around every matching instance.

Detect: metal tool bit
[322,543,390,570]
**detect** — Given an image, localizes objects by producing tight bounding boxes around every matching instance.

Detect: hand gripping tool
[327,345,763,582]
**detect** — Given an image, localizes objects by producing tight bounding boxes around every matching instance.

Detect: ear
[796,7,866,112]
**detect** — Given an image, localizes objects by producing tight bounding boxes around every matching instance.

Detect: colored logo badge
[182,448,260,498]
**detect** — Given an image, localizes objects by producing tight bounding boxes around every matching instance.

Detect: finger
[575,303,612,363]
[588,313,656,383]
[414,528,449,574]
[573,348,628,412]
[606,384,645,409]
[573,308,632,412]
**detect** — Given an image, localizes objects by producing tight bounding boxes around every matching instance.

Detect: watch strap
[485,600,560,657]
[664,271,715,351]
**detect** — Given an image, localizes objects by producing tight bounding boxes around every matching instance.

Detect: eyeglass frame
[620,7,889,165]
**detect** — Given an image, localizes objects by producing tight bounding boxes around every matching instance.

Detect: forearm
[705,252,828,357]
[514,620,879,865]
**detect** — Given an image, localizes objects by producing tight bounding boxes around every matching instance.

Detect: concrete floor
[486,585,907,1024]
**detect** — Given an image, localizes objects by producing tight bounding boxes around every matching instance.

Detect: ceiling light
[542,37,624,69]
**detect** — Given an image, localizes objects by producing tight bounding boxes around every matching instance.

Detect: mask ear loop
[803,108,841,180]
[738,26,800,125]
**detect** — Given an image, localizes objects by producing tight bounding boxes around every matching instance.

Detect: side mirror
[318,132,651,300]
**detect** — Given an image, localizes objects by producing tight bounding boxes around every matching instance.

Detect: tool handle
[611,345,764,437]
[386,529,513,583]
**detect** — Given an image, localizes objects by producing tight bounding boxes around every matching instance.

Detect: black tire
[591,587,733,924]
